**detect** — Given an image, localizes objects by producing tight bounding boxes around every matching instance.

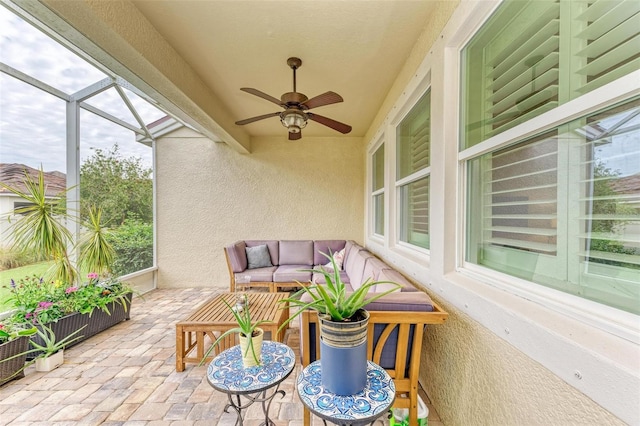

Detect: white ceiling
[130,1,440,139]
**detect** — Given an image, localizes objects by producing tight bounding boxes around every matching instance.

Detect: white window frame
[368,135,386,242]
[459,69,640,342]
[390,80,433,257]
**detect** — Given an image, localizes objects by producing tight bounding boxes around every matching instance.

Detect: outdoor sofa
[224,239,448,425]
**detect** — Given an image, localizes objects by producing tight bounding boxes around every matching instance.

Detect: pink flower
[87,272,99,280]
[37,301,53,309]
[65,286,78,294]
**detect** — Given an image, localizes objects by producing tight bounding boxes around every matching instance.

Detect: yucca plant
[78,205,115,276]
[0,167,77,284]
[1,167,115,285]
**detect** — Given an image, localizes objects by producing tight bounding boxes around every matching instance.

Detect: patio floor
[0,288,443,425]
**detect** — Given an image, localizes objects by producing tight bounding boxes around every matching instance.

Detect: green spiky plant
[277,251,402,331]
[1,167,76,284]
[200,298,272,366]
[78,205,115,276]
[1,167,115,285]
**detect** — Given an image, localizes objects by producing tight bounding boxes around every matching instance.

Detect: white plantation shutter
[482,134,559,255]
[462,0,640,149]
[574,0,640,95]
[484,2,560,139]
[468,98,640,314]
[397,90,431,249]
[372,144,385,236]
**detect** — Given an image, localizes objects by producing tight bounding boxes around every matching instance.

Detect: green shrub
[107,218,153,276]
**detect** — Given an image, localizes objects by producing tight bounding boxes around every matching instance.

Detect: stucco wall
[155,128,364,290]
[420,298,627,426]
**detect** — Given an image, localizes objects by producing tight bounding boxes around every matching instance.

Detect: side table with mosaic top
[207,340,295,426]
[297,360,396,426]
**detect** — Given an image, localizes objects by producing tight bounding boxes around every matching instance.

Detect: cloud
[0,7,165,173]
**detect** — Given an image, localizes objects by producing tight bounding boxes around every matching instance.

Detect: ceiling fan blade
[307,113,352,134]
[235,112,281,125]
[240,88,285,107]
[289,131,302,141]
[301,91,344,110]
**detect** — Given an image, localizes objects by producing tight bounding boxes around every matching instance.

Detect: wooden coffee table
[175,292,289,372]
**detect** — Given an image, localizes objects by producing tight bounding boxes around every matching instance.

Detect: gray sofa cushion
[345,250,375,291]
[246,244,273,269]
[279,240,314,266]
[361,257,389,283]
[312,266,350,285]
[343,240,363,267]
[364,291,433,312]
[246,240,280,265]
[226,241,248,272]
[273,265,312,283]
[235,266,277,283]
[313,240,347,265]
[378,268,418,292]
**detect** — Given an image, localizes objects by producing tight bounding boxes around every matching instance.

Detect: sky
[0,6,164,173]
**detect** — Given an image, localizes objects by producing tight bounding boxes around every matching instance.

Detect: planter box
[0,336,30,386]
[27,293,133,360]
[86,292,133,337]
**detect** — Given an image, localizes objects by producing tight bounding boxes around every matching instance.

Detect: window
[462,0,640,149]
[372,144,385,236]
[466,101,640,315]
[397,90,431,250]
[462,0,640,315]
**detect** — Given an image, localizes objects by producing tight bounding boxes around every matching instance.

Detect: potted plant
[0,321,37,385]
[0,323,86,374]
[30,323,87,371]
[200,297,272,368]
[278,252,401,395]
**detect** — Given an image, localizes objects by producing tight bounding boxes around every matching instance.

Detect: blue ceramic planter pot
[320,338,367,395]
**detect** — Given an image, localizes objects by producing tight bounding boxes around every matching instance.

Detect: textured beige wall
[155,128,364,290]
[420,298,627,426]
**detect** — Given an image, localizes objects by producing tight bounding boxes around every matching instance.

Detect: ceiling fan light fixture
[281,110,307,133]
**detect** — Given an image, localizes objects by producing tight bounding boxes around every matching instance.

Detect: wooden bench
[175,292,289,372]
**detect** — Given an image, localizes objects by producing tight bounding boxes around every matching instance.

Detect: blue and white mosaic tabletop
[207,341,295,394]
[297,360,395,424]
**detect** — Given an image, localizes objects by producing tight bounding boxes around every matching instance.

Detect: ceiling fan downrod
[287,57,302,93]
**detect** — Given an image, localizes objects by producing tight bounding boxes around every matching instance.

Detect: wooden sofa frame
[300,303,448,426]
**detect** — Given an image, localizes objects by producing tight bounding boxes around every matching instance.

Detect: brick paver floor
[0,288,442,426]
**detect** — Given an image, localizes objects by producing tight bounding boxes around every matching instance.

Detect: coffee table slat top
[179,292,288,326]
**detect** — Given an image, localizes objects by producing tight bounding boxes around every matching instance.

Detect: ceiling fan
[235,57,352,140]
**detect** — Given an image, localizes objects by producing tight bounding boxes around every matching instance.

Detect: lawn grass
[0,262,52,312]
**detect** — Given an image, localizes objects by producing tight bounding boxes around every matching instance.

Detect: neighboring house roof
[0,163,66,197]
[611,173,640,195]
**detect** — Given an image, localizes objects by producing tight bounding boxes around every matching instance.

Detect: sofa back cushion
[245,240,280,266]
[377,268,418,292]
[313,240,347,265]
[343,240,363,268]
[361,257,389,284]
[345,250,375,291]
[225,241,248,272]
[279,240,314,266]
